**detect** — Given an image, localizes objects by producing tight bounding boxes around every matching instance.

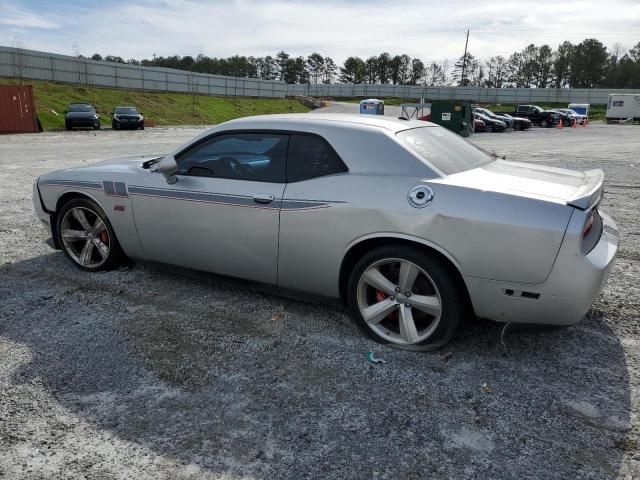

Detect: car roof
[218,113,434,133]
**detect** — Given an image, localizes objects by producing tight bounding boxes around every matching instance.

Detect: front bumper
[113,118,144,129]
[32,178,55,245]
[465,210,619,326]
[67,118,99,127]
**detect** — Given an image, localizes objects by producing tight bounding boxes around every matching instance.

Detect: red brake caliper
[375,290,397,320]
[99,230,109,245]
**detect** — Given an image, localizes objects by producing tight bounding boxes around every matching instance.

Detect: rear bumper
[465,210,619,326]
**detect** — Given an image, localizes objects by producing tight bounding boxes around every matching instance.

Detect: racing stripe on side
[38,179,102,190]
[128,186,333,210]
[103,181,129,197]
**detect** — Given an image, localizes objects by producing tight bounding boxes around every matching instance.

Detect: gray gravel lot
[0,123,639,479]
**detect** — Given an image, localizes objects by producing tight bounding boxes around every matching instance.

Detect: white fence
[1,46,638,104]
[286,83,638,105]
[0,46,287,98]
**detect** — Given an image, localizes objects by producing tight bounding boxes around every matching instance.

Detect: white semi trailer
[606,94,640,124]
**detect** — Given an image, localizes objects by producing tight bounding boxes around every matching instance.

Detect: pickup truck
[500,105,559,128]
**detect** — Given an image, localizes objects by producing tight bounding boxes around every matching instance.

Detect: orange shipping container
[0,85,39,134]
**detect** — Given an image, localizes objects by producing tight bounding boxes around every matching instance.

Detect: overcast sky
[1,0,639,64]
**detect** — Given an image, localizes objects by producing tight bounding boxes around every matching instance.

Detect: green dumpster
[429,101,473,137]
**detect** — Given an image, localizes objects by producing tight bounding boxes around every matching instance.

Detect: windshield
[68,104,93,112]
[115,107,139,115]
[396,127,493,176]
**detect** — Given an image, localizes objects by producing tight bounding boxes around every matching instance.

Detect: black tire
[540,119,548,128]
[347,245,466,351]
[112,123,119,130]
[486,124,494,133]
[65,123,72,131]
[94,123,101,130]
[140,125,145,130]
[55,197,126,272]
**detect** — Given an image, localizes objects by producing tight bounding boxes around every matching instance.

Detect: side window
[175,133,288,183]
[287,134,348,182]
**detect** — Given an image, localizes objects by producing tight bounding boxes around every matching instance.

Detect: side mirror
[152,155,178,184]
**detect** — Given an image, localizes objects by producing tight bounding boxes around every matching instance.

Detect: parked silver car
[33,114,618,350]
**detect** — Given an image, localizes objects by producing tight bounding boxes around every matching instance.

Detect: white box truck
[606,94,640,124]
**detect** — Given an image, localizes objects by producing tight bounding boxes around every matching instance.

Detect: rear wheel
[347,246,465,351]
[56,198,125,271]
[540,119,549,128]
[486,124,494,133]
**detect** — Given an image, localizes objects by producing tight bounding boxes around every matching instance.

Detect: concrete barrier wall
[0,46,287,98]
[2,46,638,104]
[286,83,638,105]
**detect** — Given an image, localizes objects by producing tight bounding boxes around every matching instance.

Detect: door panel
[131,173,284,285]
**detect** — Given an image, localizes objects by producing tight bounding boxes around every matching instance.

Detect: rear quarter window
[396,127,493,176]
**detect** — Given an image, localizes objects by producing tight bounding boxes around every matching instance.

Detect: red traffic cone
[557,118,564,129]
[571,119,577,128]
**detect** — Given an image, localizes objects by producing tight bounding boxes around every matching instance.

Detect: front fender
[37,178,146,260]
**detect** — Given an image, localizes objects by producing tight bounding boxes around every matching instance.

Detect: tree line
[88,38,640,88]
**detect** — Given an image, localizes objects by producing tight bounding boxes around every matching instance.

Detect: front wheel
[540,119,548,128]
[56,198,125,271]
[347,246,465,351]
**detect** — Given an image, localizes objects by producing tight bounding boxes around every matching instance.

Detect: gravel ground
[0,123,639,480]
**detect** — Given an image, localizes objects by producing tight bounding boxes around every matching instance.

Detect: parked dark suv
[65,103,100,130]
[111,106,144,130]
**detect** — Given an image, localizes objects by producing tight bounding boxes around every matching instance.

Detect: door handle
[253,194,275,204]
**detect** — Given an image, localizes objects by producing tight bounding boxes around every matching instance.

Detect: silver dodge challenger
[33,114,619,350]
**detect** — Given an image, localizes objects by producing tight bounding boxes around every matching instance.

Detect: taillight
[583,210,595,238]
[582,209,602,254]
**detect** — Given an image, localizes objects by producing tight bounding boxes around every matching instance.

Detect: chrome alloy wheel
[60,207,110,268]
[356,258,442,346]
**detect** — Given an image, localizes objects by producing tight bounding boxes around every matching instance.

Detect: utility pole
[461,30,469,86]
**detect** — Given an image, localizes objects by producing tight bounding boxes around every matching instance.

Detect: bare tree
[12,36,26,84]
[72,43,86,87]
[188,72,200,113]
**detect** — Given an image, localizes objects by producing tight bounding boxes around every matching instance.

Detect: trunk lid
[434,159,603,210]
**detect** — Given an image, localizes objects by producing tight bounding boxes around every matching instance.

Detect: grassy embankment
[0,78,310,130]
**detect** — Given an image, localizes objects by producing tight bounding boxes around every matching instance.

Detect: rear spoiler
[567,169,604,210]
